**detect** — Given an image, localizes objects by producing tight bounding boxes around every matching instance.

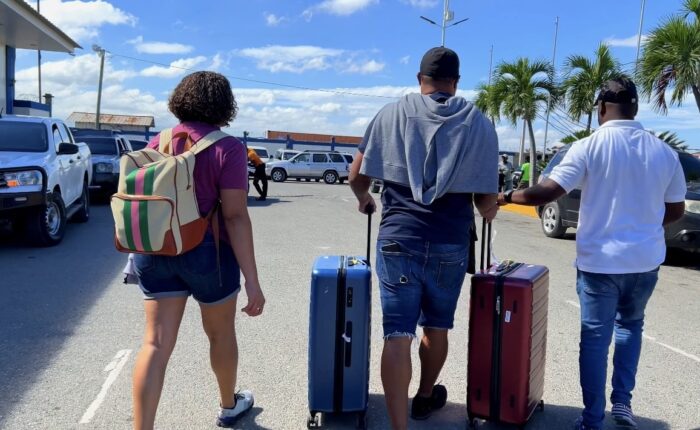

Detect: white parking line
[565,301,700,364]
[79,349,132,424]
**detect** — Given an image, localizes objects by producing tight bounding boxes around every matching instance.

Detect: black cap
[420,47,460,79]
[596,78,638,105]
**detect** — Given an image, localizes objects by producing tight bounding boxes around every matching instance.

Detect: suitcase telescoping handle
[480,219,492,272]
[365,206,374,265]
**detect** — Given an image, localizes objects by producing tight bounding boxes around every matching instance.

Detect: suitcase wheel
[356,411,368,430]
[307,412,320,429]
[538,400,545,412]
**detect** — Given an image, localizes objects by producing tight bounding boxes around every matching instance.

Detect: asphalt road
[0,182,698,430]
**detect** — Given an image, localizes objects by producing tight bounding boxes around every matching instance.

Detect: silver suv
[265,151,349,184]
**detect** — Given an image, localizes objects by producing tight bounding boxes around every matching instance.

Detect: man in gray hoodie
[349,47,499,430]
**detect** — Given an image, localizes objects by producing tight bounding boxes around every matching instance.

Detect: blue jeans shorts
[376,239,469,339]
[133,233,240,305]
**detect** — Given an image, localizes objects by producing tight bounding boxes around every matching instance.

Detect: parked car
[129,139,149,151]
[341,153,354,164]
[537,143,700,253]
[0,116,92,246]
[72,129,133,195]
[274,149,301,161]
[266,151,349,184]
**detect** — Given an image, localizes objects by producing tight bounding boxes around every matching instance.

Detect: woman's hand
[242,280,265,317]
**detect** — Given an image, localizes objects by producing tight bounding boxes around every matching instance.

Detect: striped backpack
[110,128,229,255]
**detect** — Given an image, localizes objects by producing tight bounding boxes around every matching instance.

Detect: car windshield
[81,137,118,155]
[284,152,298,160]
[542,147,569,175]
[0,122,48,152]
[130,140,148,150]
[679,153,700,184]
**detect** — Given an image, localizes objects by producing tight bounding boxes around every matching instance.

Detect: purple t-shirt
[148,122,247,239]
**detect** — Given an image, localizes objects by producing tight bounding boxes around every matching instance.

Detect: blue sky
[14,0,700,152]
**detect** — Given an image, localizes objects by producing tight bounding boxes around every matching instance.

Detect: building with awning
[67,112,156,139]
[1,0,81,116]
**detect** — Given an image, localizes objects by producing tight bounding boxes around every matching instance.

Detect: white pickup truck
[0,116,92,246]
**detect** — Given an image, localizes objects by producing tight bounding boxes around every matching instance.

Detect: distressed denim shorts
[133,233,240,305]
[376,239,469,339]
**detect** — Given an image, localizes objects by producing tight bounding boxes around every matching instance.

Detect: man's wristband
[504,190,515,204]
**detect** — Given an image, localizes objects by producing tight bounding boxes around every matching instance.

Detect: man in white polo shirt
[498,78,687,430]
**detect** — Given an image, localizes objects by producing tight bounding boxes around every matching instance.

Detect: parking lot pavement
[0,181,698,430]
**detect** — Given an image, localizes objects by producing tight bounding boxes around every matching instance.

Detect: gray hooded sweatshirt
[360,93,498,204]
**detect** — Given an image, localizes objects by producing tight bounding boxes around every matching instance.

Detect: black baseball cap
[595,78,638,105]
[420,47,460,79]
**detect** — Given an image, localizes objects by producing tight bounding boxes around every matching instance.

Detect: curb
[501,204,539,219]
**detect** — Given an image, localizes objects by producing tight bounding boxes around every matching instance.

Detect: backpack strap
[158,128,174,153]
[189,130,231,156]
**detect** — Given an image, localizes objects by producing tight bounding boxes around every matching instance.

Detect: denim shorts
[376,239,469,338]
[133,233,240,305]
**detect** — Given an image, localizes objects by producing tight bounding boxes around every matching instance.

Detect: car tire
[27,191,67,246]
[323,170,338,185]
[271,168,287,182]
[72,181,90,223]
[541,202,567,238]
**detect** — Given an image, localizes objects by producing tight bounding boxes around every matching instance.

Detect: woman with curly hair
[131,71,265,429]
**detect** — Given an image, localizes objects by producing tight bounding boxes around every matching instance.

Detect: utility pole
[488,44,494,85]
[635,0,647,72]
[420,0,469,47]
[93,45,106,130]
[542,16,560,158]
[37,0,41,102]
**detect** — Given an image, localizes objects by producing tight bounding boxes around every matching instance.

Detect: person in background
[497,78,686,430]
[247,148,268,201]
[131,72,266,430]
[349,47,499,430]
[499,154,514,191]
[518,155,532,189]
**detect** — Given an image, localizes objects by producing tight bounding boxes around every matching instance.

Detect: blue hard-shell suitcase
[308,214,372,429]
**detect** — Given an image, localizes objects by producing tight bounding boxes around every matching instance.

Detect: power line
[107,52,400,100]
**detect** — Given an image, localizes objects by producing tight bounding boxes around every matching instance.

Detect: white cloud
[237,45,384,75]
[208,53,226,71]
[305,0,378,18]
[311,103,343,113]
[127,36,193,55]
[140,56,208,78]
[605,34,647,48]
[28,0,136,41]
[265,13,286,26]
[344,59,385,74]
[400,55,411,65]
[237,45,341,73]
[401,0,439,7]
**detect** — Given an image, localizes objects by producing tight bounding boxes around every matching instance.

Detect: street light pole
[420,0,468,47]
[542,16,560,158]
[635,0,647,71]
[37,0,41,103]
[488,44,494,85]
[93,45,106,130]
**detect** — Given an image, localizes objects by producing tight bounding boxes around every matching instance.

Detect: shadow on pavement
[246,197,290,208]
[307,395,671,430]
[237,407,273,430]
[0,205,125,426]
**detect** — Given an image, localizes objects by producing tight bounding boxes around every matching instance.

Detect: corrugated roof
[266,130,362,145]
[67,112,155,127]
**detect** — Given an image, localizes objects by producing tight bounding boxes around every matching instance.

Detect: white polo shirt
[549,120,687,274]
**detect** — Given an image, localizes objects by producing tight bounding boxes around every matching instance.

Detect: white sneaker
[216,390,254,428]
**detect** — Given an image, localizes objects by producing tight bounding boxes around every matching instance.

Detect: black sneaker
[410,385,448,420]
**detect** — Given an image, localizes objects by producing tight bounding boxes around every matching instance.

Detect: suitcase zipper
[490,275,505,421]
[333,256,347,413]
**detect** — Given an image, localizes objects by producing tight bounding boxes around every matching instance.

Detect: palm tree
[560,129,593,144]
[492,58,556,186]
[474,83,500,126]
[562,43,625,132]
[638,0,700,114]
[652,130,689,152]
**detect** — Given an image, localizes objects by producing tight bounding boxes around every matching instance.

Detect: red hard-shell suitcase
[467,221,549,429]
